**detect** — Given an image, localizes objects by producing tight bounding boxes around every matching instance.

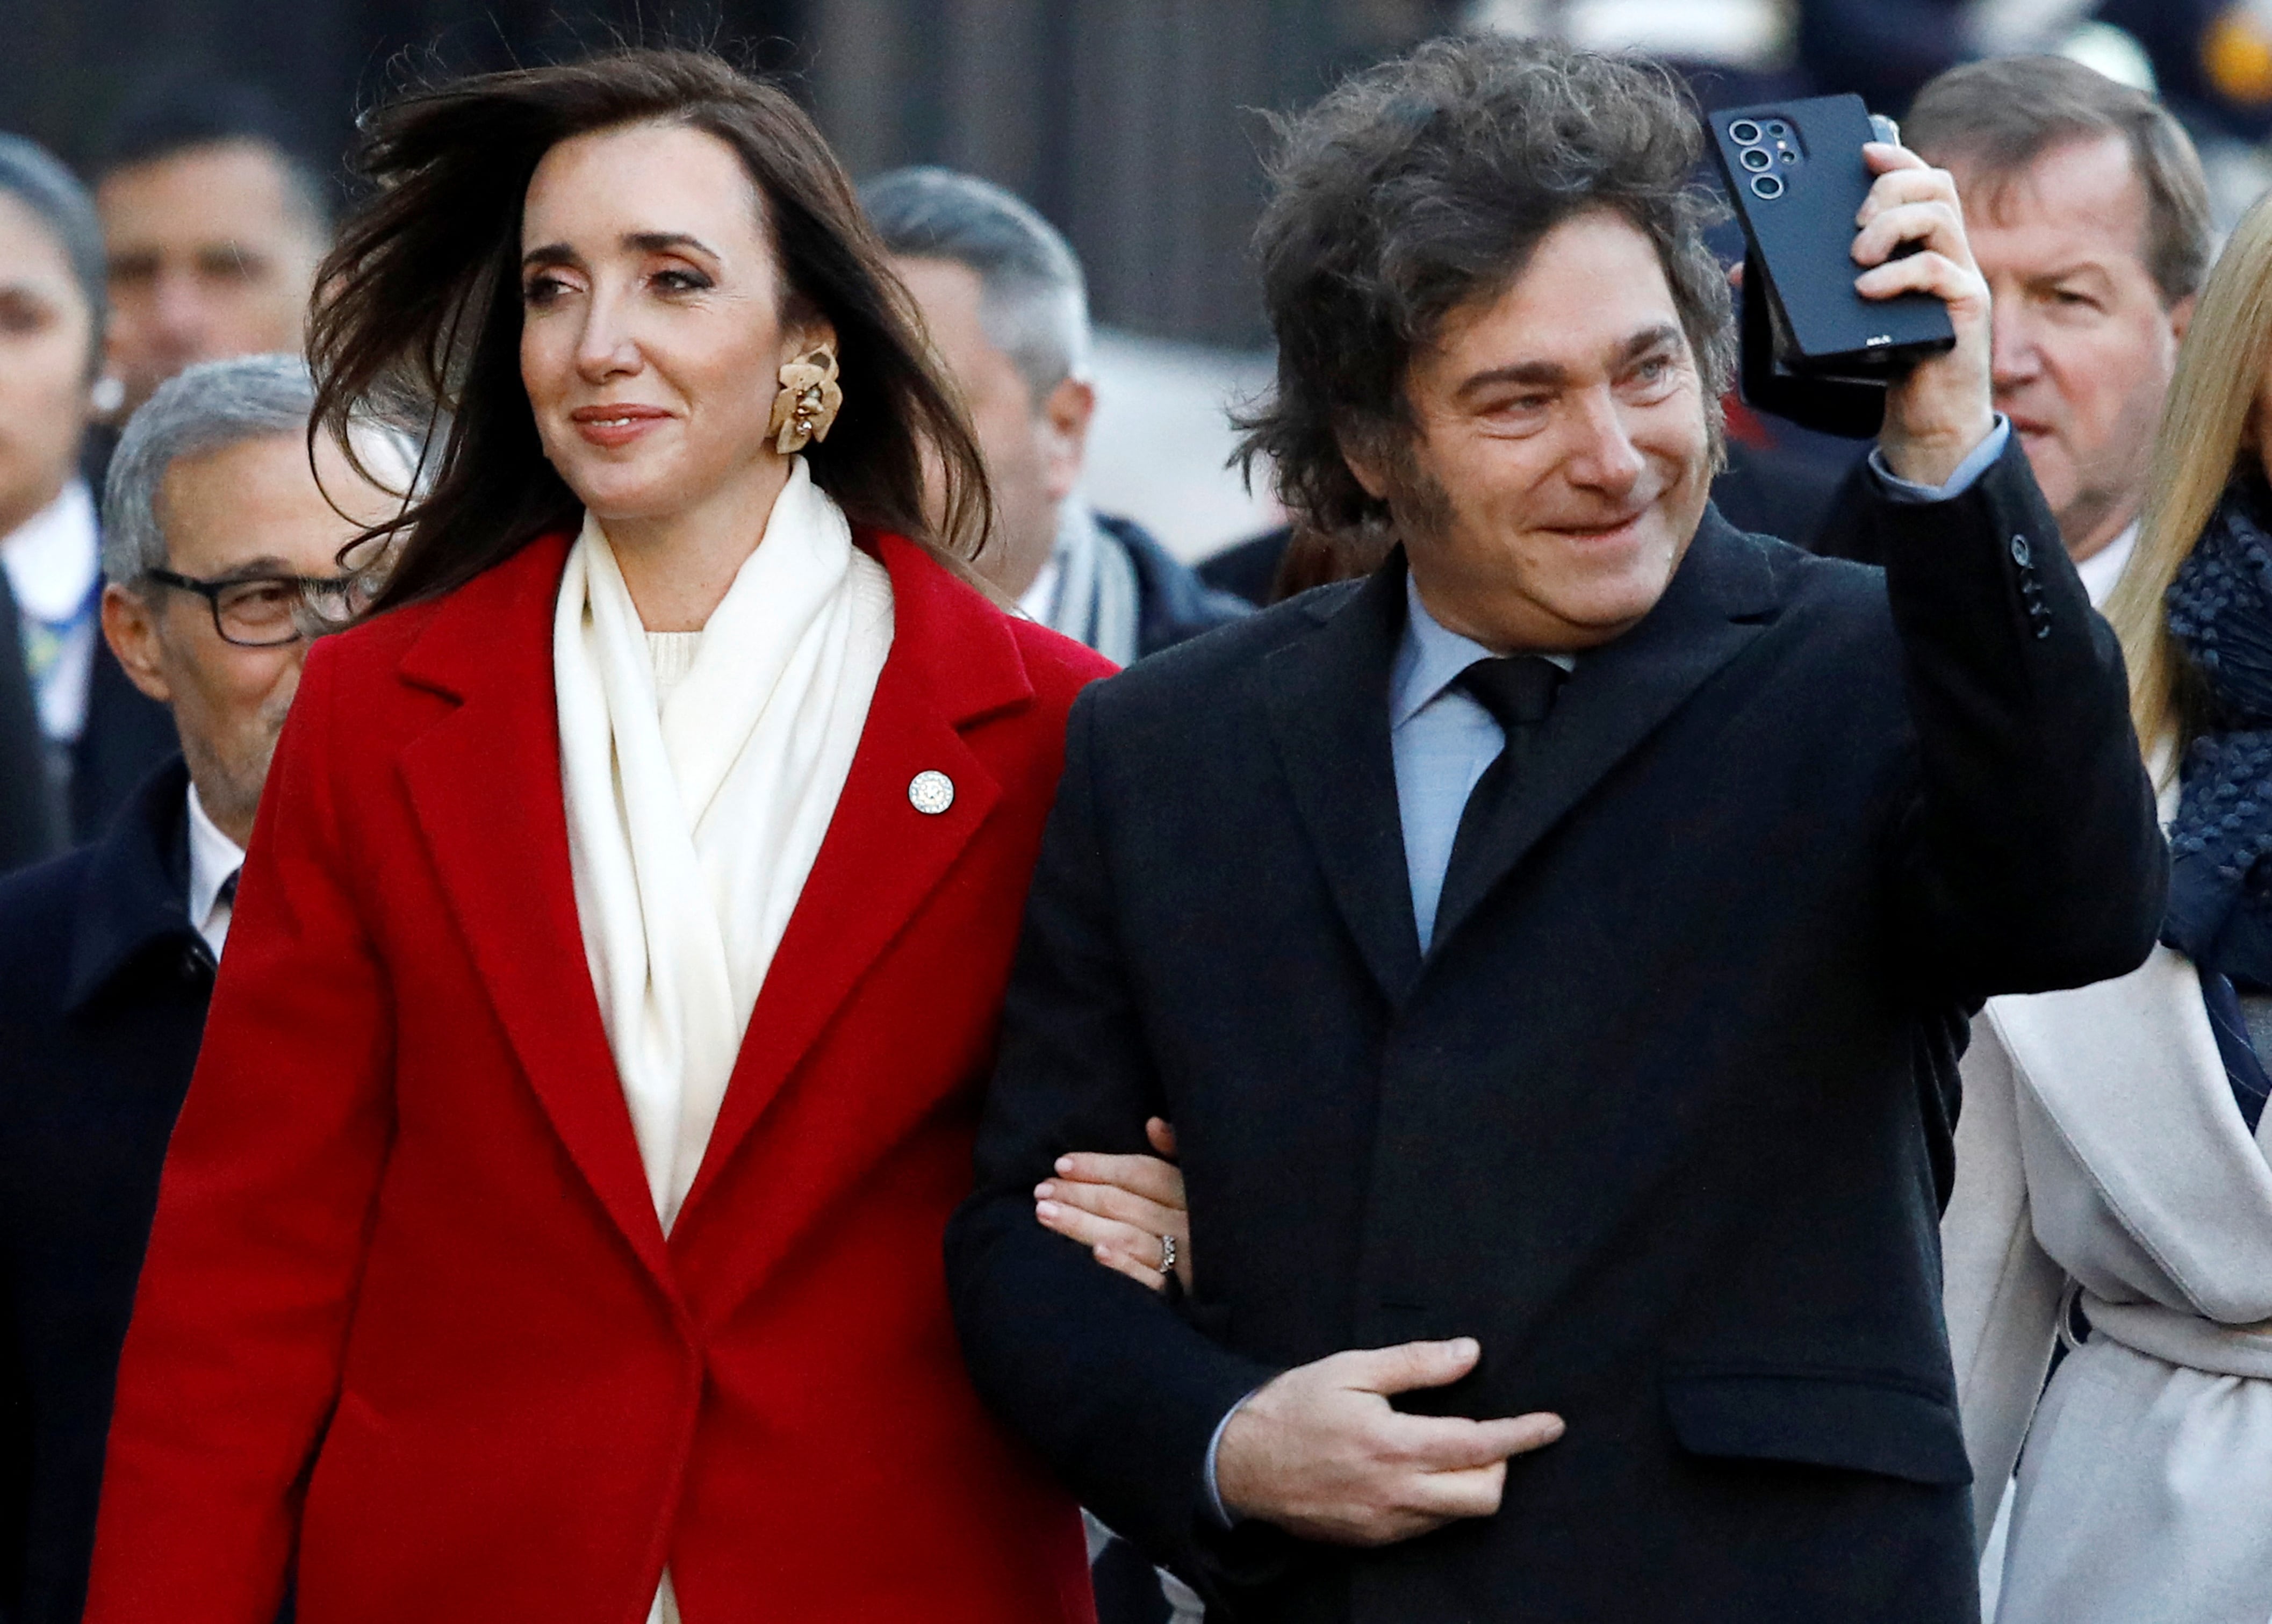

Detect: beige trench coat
[1943,937,2272,1624]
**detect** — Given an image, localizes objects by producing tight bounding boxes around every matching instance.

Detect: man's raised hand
[1854,140,1996,488]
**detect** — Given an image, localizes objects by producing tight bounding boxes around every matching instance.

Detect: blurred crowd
[0,8,2268,1624]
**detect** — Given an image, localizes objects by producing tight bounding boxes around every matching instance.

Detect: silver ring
[1158,1233,1178,1275]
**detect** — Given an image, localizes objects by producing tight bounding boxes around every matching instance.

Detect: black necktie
[1437,656,1565,938]
[217,870,240,908]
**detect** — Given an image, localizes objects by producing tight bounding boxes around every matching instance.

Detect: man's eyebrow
[2026,260,2117,288]
[204,557,303,583]
[1456,359,1568,398]
[1454,323,1684,399]
[1618,322,1684,361]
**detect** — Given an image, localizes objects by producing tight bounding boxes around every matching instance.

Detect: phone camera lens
[1766,121,1788,138]
[1780,149,1795,163]
[1728,119,1761,146]
[1741,147,1772,173]
[1750,174,1785,200]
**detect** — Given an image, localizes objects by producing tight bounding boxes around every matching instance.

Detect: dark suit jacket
[1100,514,1253,660]
[0,757,208,1624]
[947,439,2166,1624]
[69,644,178,846]
[0,573,63,873]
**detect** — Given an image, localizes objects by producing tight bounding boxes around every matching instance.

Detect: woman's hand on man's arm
[1035,1117,1192,1294]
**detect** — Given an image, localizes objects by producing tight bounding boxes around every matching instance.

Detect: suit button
[2010,534,2031,566]
[178,945,212,980]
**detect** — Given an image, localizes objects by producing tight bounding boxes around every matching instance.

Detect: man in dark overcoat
[946,35,2166,1624]
[0,354,386,1624]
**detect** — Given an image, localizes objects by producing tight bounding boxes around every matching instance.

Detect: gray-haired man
[864,167,1248,666]
[0,353,396,1624]
[864,163,1234,1624]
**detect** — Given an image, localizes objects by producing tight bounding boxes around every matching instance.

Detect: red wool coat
[82,530,1110,1624]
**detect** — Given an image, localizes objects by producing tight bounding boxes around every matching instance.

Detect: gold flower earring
[768,346,844,454]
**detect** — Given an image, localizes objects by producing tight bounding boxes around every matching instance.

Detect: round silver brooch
[908,770,956,816]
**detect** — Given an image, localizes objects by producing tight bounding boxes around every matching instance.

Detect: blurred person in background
[1786,0,2235,134]
[864,167,1248,665]
[92,81,331,425]
[866,163,1241,1624]
[1815,55,2209,608]
[0,133,96,868]
[0,131,173,862]
[83,49,1101,1624]
[1940,190,2272,1624]
[0,353,386,1624]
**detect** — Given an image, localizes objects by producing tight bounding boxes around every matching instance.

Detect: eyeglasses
[142,567,375,648]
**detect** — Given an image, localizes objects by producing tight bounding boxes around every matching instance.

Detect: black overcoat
[947,439,2167,1623]
[0,759,209,1624]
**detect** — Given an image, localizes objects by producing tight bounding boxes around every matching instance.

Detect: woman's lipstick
[570,404,670,449]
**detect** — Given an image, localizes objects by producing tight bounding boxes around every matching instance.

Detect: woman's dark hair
[1236,34,1734,542]
[312,48,990,611]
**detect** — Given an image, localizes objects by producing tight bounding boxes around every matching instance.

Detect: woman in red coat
[82,49,1106,1624]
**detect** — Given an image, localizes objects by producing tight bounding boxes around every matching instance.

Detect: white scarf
[553,458,894,1240]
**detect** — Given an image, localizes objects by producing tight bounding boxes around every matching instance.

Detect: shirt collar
[2075,519,2139,610]
[1390,572,1576,729]
[185,781,245,954]
[0,480,100,623]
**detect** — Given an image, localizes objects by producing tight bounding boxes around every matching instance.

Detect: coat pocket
[1661,1364,1973,1485]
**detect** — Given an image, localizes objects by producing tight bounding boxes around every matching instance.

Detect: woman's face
[0,190,96,538]
[519,121,823,530]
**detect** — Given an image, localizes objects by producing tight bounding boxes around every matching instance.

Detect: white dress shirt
[1,480,102,745]
[1390,580,1574,950]
[185,783,246,960]
[2075,520,2138,610]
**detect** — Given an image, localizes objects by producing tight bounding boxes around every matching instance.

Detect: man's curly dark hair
[1236,34,1736,542]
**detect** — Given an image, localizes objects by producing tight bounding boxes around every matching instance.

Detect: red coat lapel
[392,536,678,1291]
[384,530,1034,1277]
[674,533,1033,1227]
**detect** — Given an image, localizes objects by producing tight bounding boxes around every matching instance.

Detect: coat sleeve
[945,684,1287,1604]
[1858,435,2167,1000]
[1940,1011,2064,1547]
[83,640,395,1624]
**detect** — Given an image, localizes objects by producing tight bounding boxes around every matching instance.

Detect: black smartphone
[1708,94,1954,382]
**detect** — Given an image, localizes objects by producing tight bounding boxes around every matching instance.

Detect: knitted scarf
[2162,477,2272,1129]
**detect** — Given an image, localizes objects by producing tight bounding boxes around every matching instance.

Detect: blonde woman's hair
[2107,193,2272,778]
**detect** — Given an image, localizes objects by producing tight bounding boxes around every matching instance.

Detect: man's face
[102,432,385,844]
[891,254,1093,601]
[1367,208,1713,653]
[98,142,327,415]
[1949,134,2190,561]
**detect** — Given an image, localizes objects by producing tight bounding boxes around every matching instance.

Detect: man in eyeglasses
[0,353,397,1624]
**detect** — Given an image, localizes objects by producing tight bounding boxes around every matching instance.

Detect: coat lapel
[1428,508,1780,952]
[1262,563,1425,1005]
[672,534,1033,1228]
[394,535,676,1287]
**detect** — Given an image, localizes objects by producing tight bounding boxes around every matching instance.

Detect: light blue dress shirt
[1197,416,2010,1522]
[1391,579,1574,951]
